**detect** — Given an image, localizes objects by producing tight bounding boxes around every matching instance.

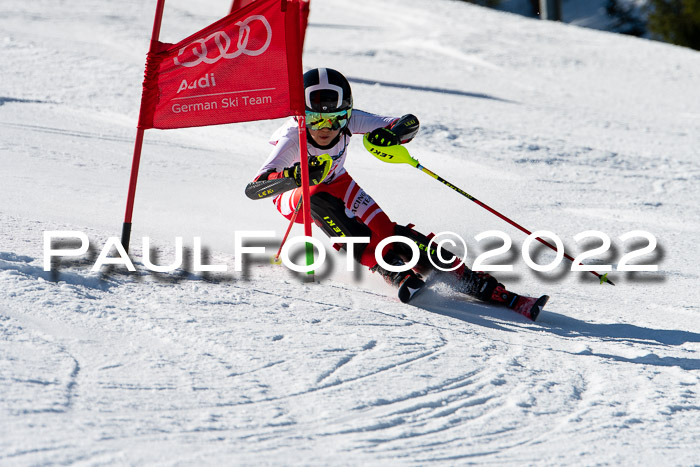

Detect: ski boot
[455,265,548,320]
[454,265,504,302]
[371,251,425,303]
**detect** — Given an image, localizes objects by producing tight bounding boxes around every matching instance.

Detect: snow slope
[1,0,699,464]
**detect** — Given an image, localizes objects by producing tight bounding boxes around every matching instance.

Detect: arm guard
[390,114,420,144]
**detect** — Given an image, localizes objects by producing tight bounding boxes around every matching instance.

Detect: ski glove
[367,114,420,147]
[366,127,400,147]
[283,154,333,187]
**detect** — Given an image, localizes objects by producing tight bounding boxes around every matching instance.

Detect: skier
[245,68,523,309]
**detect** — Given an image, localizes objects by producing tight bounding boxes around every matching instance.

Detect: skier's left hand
[368,114,420,147]
[366,127,400,147]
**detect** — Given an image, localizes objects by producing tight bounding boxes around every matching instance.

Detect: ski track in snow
[1,222,698,464]
[1,0,699,464]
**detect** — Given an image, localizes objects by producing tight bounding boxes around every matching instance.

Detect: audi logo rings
[174,15,272,68]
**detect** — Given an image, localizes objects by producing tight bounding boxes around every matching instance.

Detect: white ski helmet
[303,68,353,113]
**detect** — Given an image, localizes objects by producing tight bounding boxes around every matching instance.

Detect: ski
[509,294,549,321]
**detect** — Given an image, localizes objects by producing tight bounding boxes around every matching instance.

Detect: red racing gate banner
[230,0,310,50]
[138,0,304,129]
[122,0,313,271]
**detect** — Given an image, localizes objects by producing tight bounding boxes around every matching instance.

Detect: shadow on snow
[347,77,516,104]
[412,289,700,371]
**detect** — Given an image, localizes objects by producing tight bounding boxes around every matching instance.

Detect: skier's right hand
[283,154,333,187]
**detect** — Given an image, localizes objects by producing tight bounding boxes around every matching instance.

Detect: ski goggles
[305,109,351,131]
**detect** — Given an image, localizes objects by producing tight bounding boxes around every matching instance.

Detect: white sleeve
[348,109,396,135]
[255,121,300,177]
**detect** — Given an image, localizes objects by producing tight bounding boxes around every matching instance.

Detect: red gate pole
[121,0,167,252]
[286,0,314,280]
[297,114,315,280]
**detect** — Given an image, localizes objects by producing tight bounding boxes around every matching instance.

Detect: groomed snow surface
[1,0,699,464]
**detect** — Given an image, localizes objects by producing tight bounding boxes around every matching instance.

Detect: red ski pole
[272,198,303,264]
[363,135,614,286]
